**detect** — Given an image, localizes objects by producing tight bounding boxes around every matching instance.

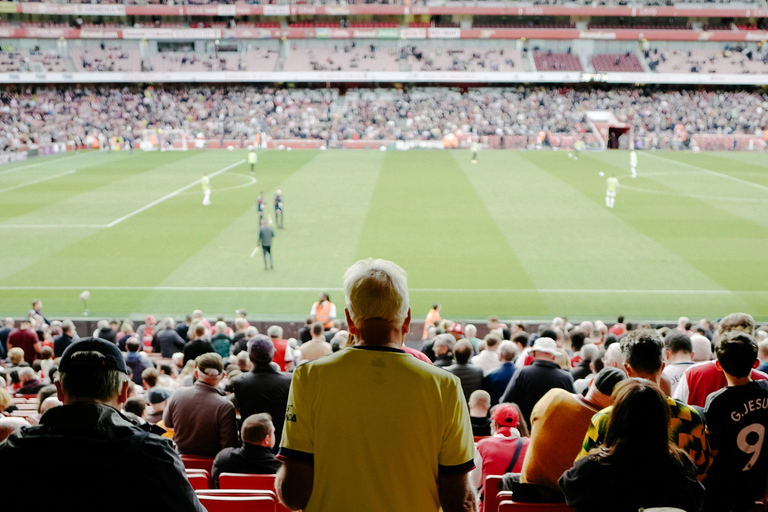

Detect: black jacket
[211,443,281,487]
[231,365,292,453]
[155,328,187,358]
[0,402,205,512]
[500,359,574,426]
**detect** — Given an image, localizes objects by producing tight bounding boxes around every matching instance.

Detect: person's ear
[623,362,632,376]
[402,308,411,335]
[753,360,760,369]
[117,379,130,404]
[55,379,66,403]
[345,309,356,336]
[715,360,723,372]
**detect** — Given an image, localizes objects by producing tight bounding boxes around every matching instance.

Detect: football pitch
[0,148,767,322]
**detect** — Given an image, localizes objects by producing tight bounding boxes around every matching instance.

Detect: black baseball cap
[59,337,128,374]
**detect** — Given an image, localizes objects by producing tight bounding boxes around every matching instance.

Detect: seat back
[219,473,277,491]
[196,495,275,512]
[180,454,215,474]
[498,501,575,512]
[186,472,209,491]
[483,475,504,512]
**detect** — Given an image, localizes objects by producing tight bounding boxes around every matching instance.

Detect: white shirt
[663,361,696,397]
[471,350,501,375]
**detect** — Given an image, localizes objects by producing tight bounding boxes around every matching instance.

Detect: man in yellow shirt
[277,258,476,512]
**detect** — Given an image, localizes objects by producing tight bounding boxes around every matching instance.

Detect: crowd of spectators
[2,282,768,511]
[2,85,766,151]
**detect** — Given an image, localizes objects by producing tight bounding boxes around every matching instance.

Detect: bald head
[691,335,712,362]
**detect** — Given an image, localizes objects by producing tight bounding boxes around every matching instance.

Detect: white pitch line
[0,224,106,229]
[645,152,768,193]
[0,169,76,194]
[0,285,765,295]
[0,151,82,176]
[105,159,245,228]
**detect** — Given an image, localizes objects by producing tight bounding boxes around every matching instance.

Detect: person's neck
[725,373,753,387]
[65,398,121,409]
[469,407,488,417]
[356,319,403,350]
[668,353,693,364]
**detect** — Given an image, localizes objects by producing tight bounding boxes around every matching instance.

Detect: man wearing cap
[0,338,205,511]
[517,367,626,495]
[163,353,238,456]
[500,337,574,427]
[470,404,530,500]
[211,413,281,488]
[146,387,172,424]
[277,258,476,512]
[231,334,292,454]
[577,329,711,481]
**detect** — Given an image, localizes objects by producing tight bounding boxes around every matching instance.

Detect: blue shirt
[483,362,516,405]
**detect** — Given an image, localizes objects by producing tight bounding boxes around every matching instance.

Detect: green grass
[1,148,767,322]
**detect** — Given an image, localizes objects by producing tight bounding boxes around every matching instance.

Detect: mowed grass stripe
[154,150,387,316]
[355,151,545,317]
[0,151,252,290]
[0,151,200,225]
[537,151,767,315]
[464,151,741,318]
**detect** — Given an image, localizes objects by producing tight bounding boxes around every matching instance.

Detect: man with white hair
[277,258,476,512]
[154,317,186,358]
[433,333,456,368]
[267,325,294,372]
[465,324,481,353]
[691,334,712,362]
[677,316,690,333]
[500,337,575,427]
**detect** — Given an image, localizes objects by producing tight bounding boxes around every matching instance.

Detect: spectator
[518,367,626,497]
[703,332,768,512]
[7,318,40,365]
[176,315,192,342]
[232,325,258,355]
[500,337,574,426]
[267,325,294,372]
[578,329,711,481]
[560,379,704,512]
[123,396,147,425]
[0,417,30,443]
[4,347,27,371]
[663,331,695,396]
[182,324,215,364]
[28,300,49,326]
[0,317,14,359]
[691,334,713,362]
[39,346,55,382]
[674,313,767,407]
[569,329,588,367]
[446,340,485,402]
[211,413,282,488]
[758,340,768,374]
[16,367,44,396]
[470,404,530,499]
[163,353,238,456]
[471,334,502,374]
[155,317,186,358]
[146,387,172,425]
[0,338,205,511]
[465,324,481,353]
[468,390,492,437]
[297,316,313,344]
[277,258,476,512]
[211,321,231,359]
[433,333,456,368]
[483,341,517,406]
[297,322,332,363]
[125,337,153,385]
[231,334,292,454]
[571,343,598,380]
[53,320,77,358]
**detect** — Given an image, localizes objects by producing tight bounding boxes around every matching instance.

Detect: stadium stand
[533,50,583,72]
[592,52,645,72]
[284,42,401,72]
[649,47,768,74]
[70,47,141,72]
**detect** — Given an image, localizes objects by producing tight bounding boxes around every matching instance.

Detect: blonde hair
[0,387,11,413]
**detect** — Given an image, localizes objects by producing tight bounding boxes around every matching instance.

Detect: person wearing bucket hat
[518,367,627,494]
[500,337,575,426]
[470,403,530,503]
[0,337,205,511]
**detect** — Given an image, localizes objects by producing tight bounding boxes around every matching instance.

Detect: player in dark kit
[704,331,768,512]
[274,189,283,228]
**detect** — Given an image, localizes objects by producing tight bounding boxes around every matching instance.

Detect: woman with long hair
[559,378,704,512]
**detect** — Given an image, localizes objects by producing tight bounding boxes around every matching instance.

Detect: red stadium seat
[196,494,275,512]
[483,475,504,512]
[180,455,215,474]
[217,475,290,512]
[219,473,276,491]
[186,472,209,491]
[499,501,575,512]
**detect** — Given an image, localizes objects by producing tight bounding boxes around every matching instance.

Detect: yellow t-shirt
[606,177,619,193]
[248,152,258,164]
[279,345,475,512]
